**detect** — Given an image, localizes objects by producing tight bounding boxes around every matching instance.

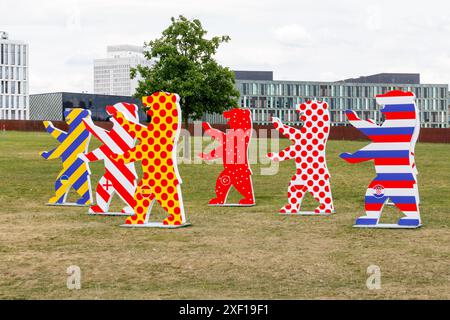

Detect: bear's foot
[208,198,225,205]
[125,214,145,225]
[76,196,91,205]
[314,205,334,215]
[48,196,63,204]
[397,217,421,227]
[163,215,182,226]
[279,203,299,214]
[238,198,255,206]
[88,205,105,214]
[354,215,379,226]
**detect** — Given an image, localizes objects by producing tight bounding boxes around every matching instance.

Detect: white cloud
[273,24,313,47]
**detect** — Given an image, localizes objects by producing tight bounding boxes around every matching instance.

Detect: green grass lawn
[0,130,449,299]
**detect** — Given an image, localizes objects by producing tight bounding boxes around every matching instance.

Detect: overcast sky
[3,0,450,94]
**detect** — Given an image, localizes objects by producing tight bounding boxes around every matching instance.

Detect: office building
[0,31,29,120]
[231,71,448,128]
[93,45,153,97]
[30,92,146,122]
[448,92,450,125]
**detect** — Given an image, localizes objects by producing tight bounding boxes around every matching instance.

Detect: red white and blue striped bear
[78,103,139,215]
[340,90,421,228]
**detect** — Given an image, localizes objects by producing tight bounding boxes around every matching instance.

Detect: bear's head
[223,108,252,131]
[142,92,181,142]
[377,90,417,121]
[106,103,139,124]
[64,108,91,129]
[296,100,330,127]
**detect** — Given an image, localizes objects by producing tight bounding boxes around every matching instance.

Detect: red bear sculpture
[199,108,255,206]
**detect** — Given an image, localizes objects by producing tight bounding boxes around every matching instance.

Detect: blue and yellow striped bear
[40,108,93,206]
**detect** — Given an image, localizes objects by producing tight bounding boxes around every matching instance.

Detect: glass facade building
[30,92,147,122]
[221,72,449,128]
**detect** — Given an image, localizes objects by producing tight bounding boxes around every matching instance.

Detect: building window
[11,45,15,65]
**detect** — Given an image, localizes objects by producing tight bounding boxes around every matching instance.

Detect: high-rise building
[93,45,153,97]
[229,71,448,128]
[0,31,29,120]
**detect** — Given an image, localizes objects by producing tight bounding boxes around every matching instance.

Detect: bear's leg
[89,175,115,214]
[142,180,185,225]
[125,180,154,225]
[280,176,307,213]
[209,170,233,205]
[72,169,92,205]
[233,171,255,205]
[354,184,387,226]
[392,186,421,227]
[163,194,186,226]
[48,169,71,204]
[413,183,420,205]
[308,181,334,214]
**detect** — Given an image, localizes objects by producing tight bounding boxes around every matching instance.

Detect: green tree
[131,15,240,126]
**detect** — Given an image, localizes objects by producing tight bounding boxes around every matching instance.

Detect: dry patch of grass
[0,131,449,299]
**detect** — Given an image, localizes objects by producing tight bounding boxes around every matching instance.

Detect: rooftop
[232,71,445,86]
[107,44,143,54]
[234,70,273,81]
[341,73,421,85]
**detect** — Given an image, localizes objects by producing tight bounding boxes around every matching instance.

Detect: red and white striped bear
[79,103,139,215]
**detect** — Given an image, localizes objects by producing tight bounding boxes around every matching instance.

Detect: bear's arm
[43,121,68,143]
[345,110,379,137]
[40,147,59,160]
[82,117,108,143]
[40,141,69,160]
[267,145,297,162]
[199,145,223,160]
[202,122,225,142]
[339,150,373,163]
[111,143,144,164]
[79,148,105,163]
[115,112,146,138]
[271,117,301,140]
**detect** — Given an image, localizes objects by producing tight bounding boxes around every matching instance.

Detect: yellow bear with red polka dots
[111,92,186,226]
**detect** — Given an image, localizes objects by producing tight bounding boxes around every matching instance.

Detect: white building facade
[0,31,29,120]
[94,45,153,97]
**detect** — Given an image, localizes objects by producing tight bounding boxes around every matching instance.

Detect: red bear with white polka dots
[267,101,334,214]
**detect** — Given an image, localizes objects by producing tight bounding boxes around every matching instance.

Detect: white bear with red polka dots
[267,100,335,214]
